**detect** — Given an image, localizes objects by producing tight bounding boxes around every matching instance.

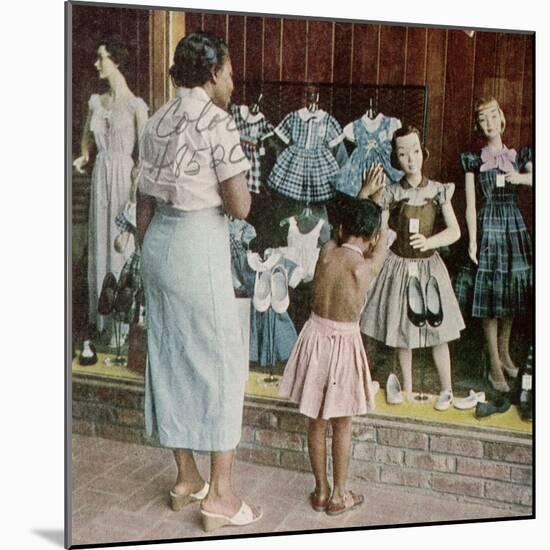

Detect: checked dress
[267,108,345,203]
[454,146,532,319]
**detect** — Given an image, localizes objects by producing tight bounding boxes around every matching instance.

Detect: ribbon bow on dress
[480,146,517,173]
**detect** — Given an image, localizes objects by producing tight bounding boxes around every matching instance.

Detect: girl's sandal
[326,491,364,516]
[310,491,330,512]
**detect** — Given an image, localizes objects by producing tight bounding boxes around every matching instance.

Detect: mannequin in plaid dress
[455,97,532,393]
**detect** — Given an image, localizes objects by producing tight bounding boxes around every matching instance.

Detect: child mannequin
[278,165,388,515]
[456,97,532,392]
[361,127,464,410]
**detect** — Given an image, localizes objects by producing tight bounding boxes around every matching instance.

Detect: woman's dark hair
[169,31,229,88]
[337,196,382,242]
[390,125,430,169]
[97,38,129,70]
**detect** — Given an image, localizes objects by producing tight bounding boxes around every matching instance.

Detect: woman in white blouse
[137,32,261,531]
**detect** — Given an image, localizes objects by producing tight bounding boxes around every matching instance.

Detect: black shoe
[406,275,426,328]
[78,339,98,366]
[425,275,443,327]
[98,272,117,315]
[475,396,511,418]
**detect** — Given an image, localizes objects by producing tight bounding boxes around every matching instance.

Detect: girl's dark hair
[97,38,129,70]
[390,125,430,169]
[337,196,382,241]
[169,31,229,88]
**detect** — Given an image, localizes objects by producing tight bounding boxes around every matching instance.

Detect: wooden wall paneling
[495,33,526,151]
[149,9,168,113]
[136,9,151,103]
[424,28,447,176]
[351,23,379,84]
[472,31,498,108]
[185,11,203,33]
[263,17,283,81]
[306,20,334,82]
[227,15,246,81]
[202,13,227,41]
[245,16,264,81]
[333,22,353,85]
[281,18,307,82]
[519,34,534,148]
[404,26,427,86]
[378,24,407,85]
[440,30,476,185]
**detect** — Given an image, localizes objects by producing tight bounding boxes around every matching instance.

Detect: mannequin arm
[464,172,478,263]
[410,202,460,251]
[73,108,92,173]
[505,171,532,187]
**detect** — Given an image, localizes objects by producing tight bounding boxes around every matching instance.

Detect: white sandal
[201,501,263,532]
[169,481,209,511]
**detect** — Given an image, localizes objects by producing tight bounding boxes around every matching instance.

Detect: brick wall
[72,375,532,513]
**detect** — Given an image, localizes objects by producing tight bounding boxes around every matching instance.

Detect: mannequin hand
[359,164,386,198]
[468,241,478,265]
[410,233,430,252]
[504,171,524,185]
[73,155,89,174]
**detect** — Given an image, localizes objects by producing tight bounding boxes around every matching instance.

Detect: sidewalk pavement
[71,434,522,547]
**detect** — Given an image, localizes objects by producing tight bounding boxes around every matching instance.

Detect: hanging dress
[87,93,148,332]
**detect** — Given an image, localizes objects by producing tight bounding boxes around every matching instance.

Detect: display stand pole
[105,313,128,367]
[415,325,429,402]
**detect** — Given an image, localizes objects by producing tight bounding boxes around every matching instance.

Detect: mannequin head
[337,197,382,254]
[94,39,128,80]
[474,97,506,138]
[170,32,232,109]
[390,126,429,176]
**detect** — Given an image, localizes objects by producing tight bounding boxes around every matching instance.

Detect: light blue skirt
[141,206,247,451]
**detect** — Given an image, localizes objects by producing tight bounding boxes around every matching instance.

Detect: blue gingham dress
[334,115,404,196]
[230,105,274,194]
[454,147,532,318]
[267,109,344,203]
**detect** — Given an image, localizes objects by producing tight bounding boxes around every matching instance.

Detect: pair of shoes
[114,272,138,314]
[434,390,454,411]
[488,371,510,393]
[98,273,117,315]
[406,275,443,328]
[386,373,404,405]
[453,390,486,410]
[475,396,511,418]
[170,482,209,511]
[326,491,364,516]
[310,490,330,512]
[201,501,263,532]
[253,265,289,313]
[78,340,97,366]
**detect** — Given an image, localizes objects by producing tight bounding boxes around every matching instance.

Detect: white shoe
[270,265,289,314]
[434,390,453,411]
[453,390,486,410]
[253,271,271,312]
[386,373,404,405]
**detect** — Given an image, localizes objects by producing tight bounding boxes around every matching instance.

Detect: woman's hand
[73,155,89,174]
[468,241,478,265]
[410,233,430,252]
[358,164,386,199]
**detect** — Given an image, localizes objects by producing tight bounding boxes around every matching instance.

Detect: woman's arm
[136,190,156,246]
[410,201,461,251]
[219,172,251,219]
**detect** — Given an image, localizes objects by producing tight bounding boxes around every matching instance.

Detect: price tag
[259,146,265,156]
[408,262,419,278]
[409,218,420,233]
[522,374,532,391]
[496,174,505,188]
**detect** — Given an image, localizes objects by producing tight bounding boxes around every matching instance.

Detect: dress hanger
[365,97,376,120]
[307,92,320,114]
[249,92,263,116]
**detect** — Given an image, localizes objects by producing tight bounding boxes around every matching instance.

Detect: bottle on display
[519,345,533,422]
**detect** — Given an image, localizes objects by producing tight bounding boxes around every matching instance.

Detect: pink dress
[278,312,376,419]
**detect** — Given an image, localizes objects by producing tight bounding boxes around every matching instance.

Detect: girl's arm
[73,107,93,174]
[464,172,478,264]
[410,201,461,252]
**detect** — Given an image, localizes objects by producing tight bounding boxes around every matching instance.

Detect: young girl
[455,97,532,392]
[360,126,464,411]
[278,165,387,515]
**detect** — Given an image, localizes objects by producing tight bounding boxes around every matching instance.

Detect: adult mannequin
[73,39,148,337]
[458,97,532,392]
